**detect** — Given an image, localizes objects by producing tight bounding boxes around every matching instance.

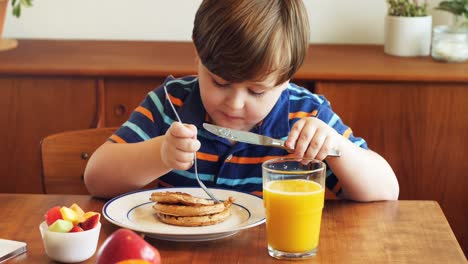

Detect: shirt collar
[255,87,290,139]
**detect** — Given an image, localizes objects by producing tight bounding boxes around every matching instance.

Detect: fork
[163,85,221,203]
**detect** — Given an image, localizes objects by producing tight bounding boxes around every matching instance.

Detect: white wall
[4,0,452,44]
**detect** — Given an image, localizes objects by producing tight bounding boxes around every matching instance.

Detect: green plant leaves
[11,0,33,18]
[387,0,428,17]
[436,0,468,16]
[436,0,468,27]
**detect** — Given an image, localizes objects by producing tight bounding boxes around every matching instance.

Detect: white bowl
[39,221,101,263]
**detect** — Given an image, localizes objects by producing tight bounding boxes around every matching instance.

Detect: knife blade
[202,123,341,157]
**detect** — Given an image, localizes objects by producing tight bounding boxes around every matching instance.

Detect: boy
[84,0,399,201]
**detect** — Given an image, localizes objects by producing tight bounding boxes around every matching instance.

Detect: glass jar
[431,25,468,62]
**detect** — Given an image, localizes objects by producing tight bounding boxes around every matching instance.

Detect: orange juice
[263,179,324,253]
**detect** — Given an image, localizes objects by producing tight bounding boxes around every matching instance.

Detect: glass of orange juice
[262,157,325,259]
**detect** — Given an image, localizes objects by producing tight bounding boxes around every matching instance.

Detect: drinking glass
[262,157,325,259]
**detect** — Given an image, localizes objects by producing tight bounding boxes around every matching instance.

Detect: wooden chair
[40,127,117,194]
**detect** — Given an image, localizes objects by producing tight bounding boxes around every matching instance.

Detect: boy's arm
[84,122,199,198]
[286,116,398,202]
[84,136,170,198]
[326,136,399,202]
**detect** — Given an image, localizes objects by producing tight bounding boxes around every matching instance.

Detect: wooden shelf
[1,39,467,82]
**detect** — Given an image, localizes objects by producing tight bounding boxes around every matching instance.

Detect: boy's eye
[212,79,230,88]
[248,89,266,98]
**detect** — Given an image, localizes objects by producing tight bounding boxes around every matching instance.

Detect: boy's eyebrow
[254,83,269,88]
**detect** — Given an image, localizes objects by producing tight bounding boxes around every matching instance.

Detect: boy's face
[198,60,288,131]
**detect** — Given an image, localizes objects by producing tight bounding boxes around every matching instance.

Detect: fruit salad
[44,203,100,233]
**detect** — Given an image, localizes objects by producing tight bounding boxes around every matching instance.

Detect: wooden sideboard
[0,40,467,255]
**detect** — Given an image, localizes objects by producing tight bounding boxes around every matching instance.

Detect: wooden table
[0,194,465,263]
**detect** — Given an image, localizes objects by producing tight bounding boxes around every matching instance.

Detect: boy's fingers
[285,119,305,149]
[301,124,326,159]
[314,136,333,161]
[295,123,317,157]
[170,122,196,138]
[175,138,201,152]
[175,151,196,164]
[185,124,198,139]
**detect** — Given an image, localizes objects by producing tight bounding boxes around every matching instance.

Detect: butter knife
[203,123,341,157]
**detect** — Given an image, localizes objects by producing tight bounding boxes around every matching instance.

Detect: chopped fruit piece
[70,225,84,232]
[60,206,80,225]
[44,206,63,226]
[69,203,85,216]
[80,213,100,231]
[44,203,101,233]
[48,219,73,233]
[83,211,99,220]
[70,204,87,223]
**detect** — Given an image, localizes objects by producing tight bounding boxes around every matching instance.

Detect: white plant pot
[384,15,432,57]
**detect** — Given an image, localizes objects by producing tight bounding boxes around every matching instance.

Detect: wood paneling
[0,77,98,193]
[315,81,468,256]
[103,78,164,127]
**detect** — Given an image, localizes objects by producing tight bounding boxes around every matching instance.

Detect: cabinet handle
[81,152,90,160]
[114,104,127,117]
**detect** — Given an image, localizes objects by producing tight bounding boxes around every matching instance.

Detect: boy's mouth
[221,112,243,121]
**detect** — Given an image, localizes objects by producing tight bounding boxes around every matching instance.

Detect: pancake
[150,192,235,227]
[153,199,229,216]
[155,206,232,227]
[150,191,215,206]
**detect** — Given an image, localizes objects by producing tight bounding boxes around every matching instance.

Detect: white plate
[103,187,266,241]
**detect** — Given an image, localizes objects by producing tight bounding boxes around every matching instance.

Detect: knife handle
[270,139,341,157]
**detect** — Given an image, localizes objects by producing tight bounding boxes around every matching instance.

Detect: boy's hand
[285,117,341,161]
[161,122,201,170]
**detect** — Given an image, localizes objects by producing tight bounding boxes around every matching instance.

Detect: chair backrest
[40,127,117,194]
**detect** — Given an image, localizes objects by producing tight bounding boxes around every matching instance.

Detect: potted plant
[384,0,433,57]
[431,0,468,62]
[0,0,32,51]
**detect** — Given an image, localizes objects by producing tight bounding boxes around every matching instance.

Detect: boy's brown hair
[193,0,310,86]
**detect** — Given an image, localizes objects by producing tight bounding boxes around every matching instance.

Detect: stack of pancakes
[150,192,234,227]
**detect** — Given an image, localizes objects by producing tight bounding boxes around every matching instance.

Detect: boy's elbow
[83,158,108,198]
[381,187,399,201]
[83,165,100,197]
[344,181,399,202]
[373,179,400,201]
[387,181,400,200]
[384,171,400,200]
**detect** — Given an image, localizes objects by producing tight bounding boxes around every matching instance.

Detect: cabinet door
[103,78,165,127]
[316,81,468,253]
[0,77,98,193]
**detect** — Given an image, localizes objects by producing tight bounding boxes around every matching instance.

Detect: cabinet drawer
[103,78,164,127]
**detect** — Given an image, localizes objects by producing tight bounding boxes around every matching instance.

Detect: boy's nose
[224,92,245,110]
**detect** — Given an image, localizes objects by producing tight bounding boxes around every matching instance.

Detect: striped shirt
[110,76,368,197]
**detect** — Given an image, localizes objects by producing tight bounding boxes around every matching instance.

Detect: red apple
[96,229,161,264]
[44,206,63,226]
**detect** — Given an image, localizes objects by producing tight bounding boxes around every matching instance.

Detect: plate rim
[102,187,266,237]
